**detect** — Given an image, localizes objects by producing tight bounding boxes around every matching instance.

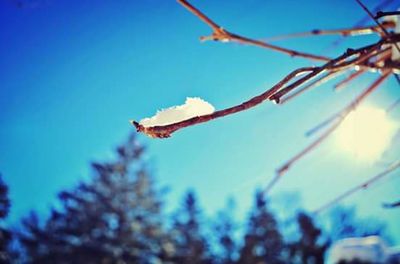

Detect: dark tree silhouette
[170,190,211,264]
[0,176,10,220]
[4,132,392,264]
[238,191,284,264]
[18,134,175,264]
[0,175,11,263]
[213,198,237,264]
[286,212,330,264]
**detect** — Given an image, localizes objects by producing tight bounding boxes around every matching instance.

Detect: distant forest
[0,133,388,263]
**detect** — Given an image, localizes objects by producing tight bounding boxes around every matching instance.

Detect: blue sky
[1,0,400,244]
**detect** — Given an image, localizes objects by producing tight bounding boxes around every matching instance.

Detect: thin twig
[386,97,400,113]
[262,118,343,195]
[375,11,400,20]
[305,109,343,137]
[177,0,221,32]
[324,0,395,51]
[355,0,400,54]
[279,70,345,104]
[382,199,400,208]
[304,50,389,136]
[314,159,400,214]
[133,1,396,138]
[334,69,367,91]
[305,52,388,134]
[264,22,395,42]
[132,67,315,138]
[276,117,344,178]
[177,0,331,62]
[132,39,390,138]
[262,71,391,194]
[262,173,281,195]
[226,33,331,61]
[334,48,392,91]
[269,41,385,102]
[394,73,400,85]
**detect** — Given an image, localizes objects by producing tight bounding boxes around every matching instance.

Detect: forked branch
[132,38,395,138]
[132,0,399,139]
[177,0,331,62]
[355,0,400,54]
[132,67,315,138]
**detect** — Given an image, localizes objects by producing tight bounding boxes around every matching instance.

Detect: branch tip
[130,121,173,139]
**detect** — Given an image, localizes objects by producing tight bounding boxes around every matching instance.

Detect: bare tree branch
[382,199,400,208]
[264,21,396,42]
[263,71,391,194]
[305,109,343,138]
[132,1,398,139]
[132,67,315,138]
[132,38,394,138]
[280,46,393,102]
[332,47,391,91]
[314,159,400,214]
[334,70,367,91]
[355,0,400,54]
[177,0,331,62]
[324,0,395,51]
[130,1,400,213]
[268,41,386,102]
[279,71,345,104]
[386,96,400,113]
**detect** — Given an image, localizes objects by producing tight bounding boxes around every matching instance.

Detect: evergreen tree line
[0,134,388,264]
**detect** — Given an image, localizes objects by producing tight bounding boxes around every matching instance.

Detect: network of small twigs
[132,0,399,139]
[131,0,400,212]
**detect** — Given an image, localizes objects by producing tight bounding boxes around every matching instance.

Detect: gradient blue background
[1,0,400,244]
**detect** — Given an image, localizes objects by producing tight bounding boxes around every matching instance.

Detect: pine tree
[171,190,211,264]
[19,134,175,264]
[0,174,12,263]
[286,212,329,264]
[238,191,284,264]
[214,198,237,264]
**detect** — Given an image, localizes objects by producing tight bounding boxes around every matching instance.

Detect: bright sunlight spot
[336,105,397,162]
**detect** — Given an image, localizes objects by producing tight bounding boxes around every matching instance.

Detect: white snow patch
[139,97,215,127]
[326,236,390,264]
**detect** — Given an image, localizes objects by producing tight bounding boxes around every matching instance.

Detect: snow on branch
[131,0,399,145]
[132,37,397,138]
[138,97,215,128]
[129,0,400,208]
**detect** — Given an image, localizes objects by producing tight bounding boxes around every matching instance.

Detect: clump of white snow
[139,97,215,127]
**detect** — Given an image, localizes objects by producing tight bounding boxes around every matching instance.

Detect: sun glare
[336,106,397,162]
